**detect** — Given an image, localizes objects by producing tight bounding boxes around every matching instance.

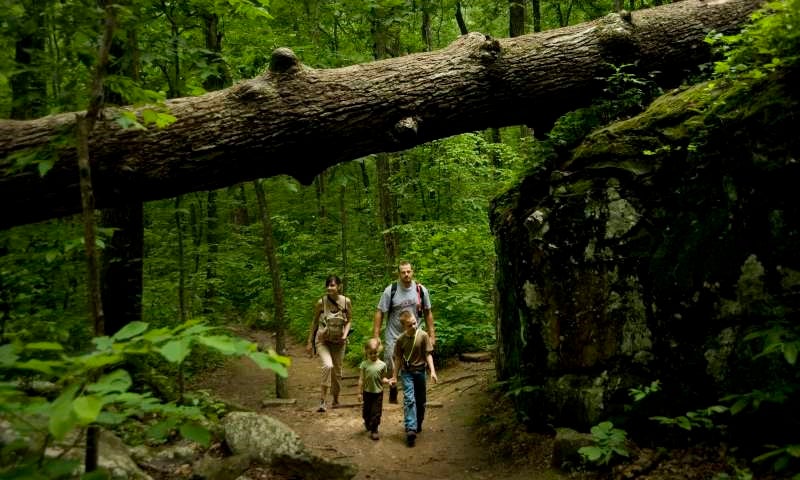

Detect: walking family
[307,261,439,447]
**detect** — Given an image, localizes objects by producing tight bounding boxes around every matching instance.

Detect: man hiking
[373,261,435,403]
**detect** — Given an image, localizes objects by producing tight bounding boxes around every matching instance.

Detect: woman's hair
[325,275,342,288]
[364,337,383,353]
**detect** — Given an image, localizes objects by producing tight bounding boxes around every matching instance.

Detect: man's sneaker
[405,430,416,447]
[370,431,380,441]
[388,385,398,404]
[317,400,326,412]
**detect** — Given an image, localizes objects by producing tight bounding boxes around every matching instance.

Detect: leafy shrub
[579,421,630,466]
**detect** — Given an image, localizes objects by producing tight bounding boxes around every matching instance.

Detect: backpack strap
[390,281,427,318]
[416,283,426,317]
[403,329,421,365]
[389,282,398,313]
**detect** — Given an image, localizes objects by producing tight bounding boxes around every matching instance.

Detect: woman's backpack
[320,296,347,344]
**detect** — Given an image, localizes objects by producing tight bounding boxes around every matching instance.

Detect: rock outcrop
[490,68,800,447]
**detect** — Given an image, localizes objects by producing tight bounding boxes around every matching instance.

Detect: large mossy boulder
[490,69,800,444]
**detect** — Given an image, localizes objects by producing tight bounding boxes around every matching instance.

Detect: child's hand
[358,393,363,404]
[430,372,438,384]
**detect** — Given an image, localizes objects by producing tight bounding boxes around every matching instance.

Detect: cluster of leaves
[0,319,289,478]
[707,0,800,80]
[548,63,662,152]
[725,321,800,476]
[578,421,630,466]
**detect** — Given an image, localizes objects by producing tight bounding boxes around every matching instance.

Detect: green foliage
[548,64,662,151]
[650,405,728,431]
[497,374,543,400]
[0,319,289,478]
[629,379,661,402]
[721,319,800,476]
[706,0,800,79]
[578,421,630,466]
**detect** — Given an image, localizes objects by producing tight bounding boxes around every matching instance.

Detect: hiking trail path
[192,327,571,480]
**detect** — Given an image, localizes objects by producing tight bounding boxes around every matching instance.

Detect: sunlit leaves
[112,321,150,341]
[87,369,133,395]
[160,338,192,363]
[73,395,104,424]
[179,421,211,447]
[49,384,79,439]
[2,319,290,451]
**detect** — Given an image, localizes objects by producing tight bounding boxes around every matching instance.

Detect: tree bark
[0,0,762,229]
[253,180,289,399]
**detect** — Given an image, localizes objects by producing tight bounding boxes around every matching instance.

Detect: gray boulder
[221,411,356,480]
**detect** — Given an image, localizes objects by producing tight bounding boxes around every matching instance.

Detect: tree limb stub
[0,0,761,229]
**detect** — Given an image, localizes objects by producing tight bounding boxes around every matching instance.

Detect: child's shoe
[317,400,326,412]
[370,431,380,441]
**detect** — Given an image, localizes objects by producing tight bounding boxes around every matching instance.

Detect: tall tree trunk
[200,11,231,314]
[100,204,143,336]
[175,195,187,323]
[231,184,250,227]
[315,172,327,221]
[253,180,288,398]
[10,0,47,120]
[77,0,115,472]
[190,196,204,275]
[371,5,402,272]
[4,0,48,343]
[100,7,144,337]
[531,0,542,32]
[339,183,348,292]
[203,190,218,314]
[202,13,230,91]
[376,153,398,271]
[455,1,468,35]
[421,0,433,52]
[509,0,532,140]
[509,0,525,37]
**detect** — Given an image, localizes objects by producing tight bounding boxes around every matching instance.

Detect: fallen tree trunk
[0,0,761,229]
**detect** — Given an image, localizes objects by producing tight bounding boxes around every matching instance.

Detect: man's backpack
[320,296,347,344]
[389,281,426,319]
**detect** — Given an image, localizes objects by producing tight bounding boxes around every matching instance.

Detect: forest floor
[190,327,746,480]
[190,327,596,480]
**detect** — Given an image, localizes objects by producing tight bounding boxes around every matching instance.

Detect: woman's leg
[316,341,333,411]
[329,342,345,404]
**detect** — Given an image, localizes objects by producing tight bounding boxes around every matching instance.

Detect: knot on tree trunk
[391,116,420,145]
[270,47,301,74]
[597,11,638,63]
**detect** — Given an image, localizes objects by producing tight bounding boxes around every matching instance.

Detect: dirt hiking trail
[193,328,580,480]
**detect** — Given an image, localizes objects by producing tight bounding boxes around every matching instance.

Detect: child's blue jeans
[400,369,427,433]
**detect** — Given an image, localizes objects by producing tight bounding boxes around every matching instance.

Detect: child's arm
[391,349,402,384]
[357,368,364,403]
[426,352,438,383]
